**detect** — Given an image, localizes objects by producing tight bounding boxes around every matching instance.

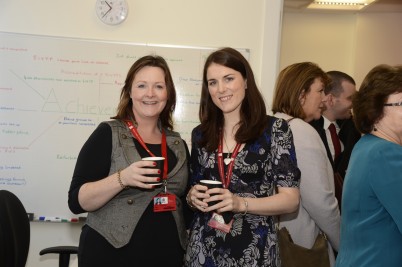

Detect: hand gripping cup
[199,180,223,206]
[142,157,165,186]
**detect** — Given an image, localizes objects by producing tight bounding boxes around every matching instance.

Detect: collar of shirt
[323,116,339,132]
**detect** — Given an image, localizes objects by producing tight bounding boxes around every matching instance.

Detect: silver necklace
[223,135,235,165]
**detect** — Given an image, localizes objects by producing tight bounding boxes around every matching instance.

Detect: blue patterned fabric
[185,116,300,267]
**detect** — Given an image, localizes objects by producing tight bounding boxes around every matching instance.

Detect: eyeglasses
[384,102,402,106]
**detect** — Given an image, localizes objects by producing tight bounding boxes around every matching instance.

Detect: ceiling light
[307,0,377,11]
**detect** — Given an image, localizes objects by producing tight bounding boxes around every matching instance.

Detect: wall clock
[95,0,129,25]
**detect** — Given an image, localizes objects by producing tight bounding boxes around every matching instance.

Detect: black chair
[40,246,79,267]
[0,190,78,267]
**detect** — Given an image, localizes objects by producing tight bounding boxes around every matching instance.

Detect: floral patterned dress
[185,116,300,267]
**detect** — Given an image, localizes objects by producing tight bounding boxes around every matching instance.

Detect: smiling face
[206,63,247,118]
[130,66,168,122]
[300,77,327,122]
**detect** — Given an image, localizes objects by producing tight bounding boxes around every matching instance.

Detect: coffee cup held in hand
[199,180,223,206]
[142,157,164,186]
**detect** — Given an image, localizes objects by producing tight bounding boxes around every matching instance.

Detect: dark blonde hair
[111,55,176,130]
[199,47,267,152]
[271,62,330,120]
[353,64,402,134]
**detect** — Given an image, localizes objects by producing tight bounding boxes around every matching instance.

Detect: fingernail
[157,178,161,182]
[157,170,161,174]
[153,162,157,166]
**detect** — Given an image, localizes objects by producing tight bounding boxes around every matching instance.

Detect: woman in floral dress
[184,47,301,267]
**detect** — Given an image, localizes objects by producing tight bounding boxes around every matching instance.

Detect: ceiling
[283,0,402,13]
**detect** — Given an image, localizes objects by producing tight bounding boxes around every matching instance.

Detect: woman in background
[68,55,190,267]
[272,62,340,266]
[335,64,402,267]
[185,47,300,267]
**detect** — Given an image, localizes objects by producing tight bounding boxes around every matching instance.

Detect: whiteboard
[0,32,249,218]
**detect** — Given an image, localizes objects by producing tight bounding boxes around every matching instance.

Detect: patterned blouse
[184,116,300,267]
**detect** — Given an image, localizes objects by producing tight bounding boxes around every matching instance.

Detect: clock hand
[105,1,112,9]
[102,3,113,18]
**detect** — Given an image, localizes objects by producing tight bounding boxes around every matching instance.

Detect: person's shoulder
[364,134,402,153]
[337,118,352,126]
[288,118,322,143]
[272,112,314,133]
[165,128,181,138]
[96,121,113,131]
[267,114,282,124]
[337,118,355,130]
[337,118,359,133]
[309,116,324,130]
[288,117,316,133]
[191,124,202,136]
[85,121,112,144]
[267,115,288,131]
[189,124,203,145]
[102,119,125,129]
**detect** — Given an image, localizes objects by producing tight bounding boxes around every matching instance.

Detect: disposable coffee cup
[199,180,223,206]
[142,157,165,186]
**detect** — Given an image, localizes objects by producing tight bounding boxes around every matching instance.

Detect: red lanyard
[124,120,168,180]
[217,131,241,189]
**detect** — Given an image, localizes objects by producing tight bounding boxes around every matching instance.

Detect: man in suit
[310,71,361,211]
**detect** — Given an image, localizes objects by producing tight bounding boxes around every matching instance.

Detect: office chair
[0,190,78,267]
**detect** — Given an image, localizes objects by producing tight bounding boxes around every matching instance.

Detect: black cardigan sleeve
[68,122,112,214]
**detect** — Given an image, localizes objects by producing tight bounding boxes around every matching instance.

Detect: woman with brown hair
[68,55,190,267]
[185,47,301,267]
[272,62,340,266]
[335,64,402,267]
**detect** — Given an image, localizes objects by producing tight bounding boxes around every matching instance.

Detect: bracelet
[117,169,128,189]
[242,197,248,215]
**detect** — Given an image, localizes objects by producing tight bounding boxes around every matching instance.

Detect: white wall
[280,11,402,87]
[354,13,402,85]
[0,1,283,266]
[0,0,283,105]
[280,12,357,76]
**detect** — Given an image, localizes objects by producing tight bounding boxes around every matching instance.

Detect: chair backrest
[0,190,30,267]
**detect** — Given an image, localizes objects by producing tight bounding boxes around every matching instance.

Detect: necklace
[218,132,241,188]
[373,127,402,146]
[223,134,236,165]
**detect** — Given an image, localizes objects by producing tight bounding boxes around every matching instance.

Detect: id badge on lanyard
[153,193,176,212]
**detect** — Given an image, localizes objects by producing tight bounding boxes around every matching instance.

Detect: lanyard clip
[163,179,167,193]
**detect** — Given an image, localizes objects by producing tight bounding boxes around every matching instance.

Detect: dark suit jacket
[310,117,361,210]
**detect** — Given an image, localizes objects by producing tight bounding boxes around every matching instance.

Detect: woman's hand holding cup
[186,183,210,211]
[199,180,238,213]
[199,180,223,208]
[141,157,164,187]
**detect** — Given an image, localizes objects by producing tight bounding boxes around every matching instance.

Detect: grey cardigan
[86,120,189,249]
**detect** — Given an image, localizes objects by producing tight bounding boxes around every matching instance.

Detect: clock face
[95,0,129,25]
